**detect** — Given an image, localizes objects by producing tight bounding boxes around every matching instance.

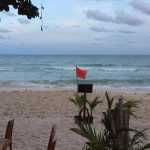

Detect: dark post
[78,84,93,119]
[113,97,130,150]
[78,84,93,93]
[77,83,93,123]
[83,92,86,119]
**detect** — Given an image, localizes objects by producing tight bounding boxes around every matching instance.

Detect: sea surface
[0,55,150,90]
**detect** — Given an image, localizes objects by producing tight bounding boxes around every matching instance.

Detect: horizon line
[0,53,150,56]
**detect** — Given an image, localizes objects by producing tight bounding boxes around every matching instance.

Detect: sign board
[78,84,93,93]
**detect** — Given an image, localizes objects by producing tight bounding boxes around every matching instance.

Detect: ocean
[0,55,150,90]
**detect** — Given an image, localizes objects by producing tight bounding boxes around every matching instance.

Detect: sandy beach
[0,88,150,150]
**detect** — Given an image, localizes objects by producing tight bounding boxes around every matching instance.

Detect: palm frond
[123,100,139,118]
[129,128,148,148]
[105,91,114,109]
[69,94,85,109]
[87,96,102,112]
[71,123,106,150]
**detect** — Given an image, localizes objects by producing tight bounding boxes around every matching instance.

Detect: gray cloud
[90,26,114,32]
[0,35,5,39]
[0,29,12,33]
[115,11,143,26]
[90,26,136,34]
[86,9,143,26]
[94,37,103,41]
[0,35,11,40]
[87,10,114,22]
[18,18,30,24]
[130,0,150,15]
[91,42,102,46]
[118,30,136,34]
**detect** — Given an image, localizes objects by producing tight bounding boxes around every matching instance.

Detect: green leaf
[87,96,102,111]
[71,123,106,150]
[105,91,114,109]
[69,94,85,109]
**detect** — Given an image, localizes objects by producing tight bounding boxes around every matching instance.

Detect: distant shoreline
[0,84,150,93]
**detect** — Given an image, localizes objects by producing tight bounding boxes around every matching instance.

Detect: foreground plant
[71,91,150,150]
[47,125,57,150]
[71,123,106,150]
[69,94,86,111]
[69,94,102,124]
[87,96,102,117]
[0,0,39,19]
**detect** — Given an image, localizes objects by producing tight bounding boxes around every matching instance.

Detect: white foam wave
[100,67,137,71]
[0,67,11,71]
[51,66,75,70]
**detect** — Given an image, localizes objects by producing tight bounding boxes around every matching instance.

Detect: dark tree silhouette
[0,0,39,19]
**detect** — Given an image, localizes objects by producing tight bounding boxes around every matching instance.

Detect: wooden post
[83,92,86,119]
[113,97,130,150]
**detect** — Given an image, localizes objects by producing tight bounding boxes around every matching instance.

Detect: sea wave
[49,66,74,71]
[44,66,138,72]
[0,80,16,86]
[0,67,12,71]
[30,80,52,84]
[2,66,146,73]
[1,78,150,88]
[99,67,137,72]
[80,64,115,67]
[28,79,150,86]
[79,63,150,69]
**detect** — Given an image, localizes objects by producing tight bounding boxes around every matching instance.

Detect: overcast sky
[0,0,150,54]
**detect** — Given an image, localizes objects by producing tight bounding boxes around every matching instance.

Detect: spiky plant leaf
[69,94,85,109]
[71,123,106,150]
[129,128,149,150]
[87,96,102,115]
[47,125,57,150]
[123,100,139,118]
[105,91,114,109]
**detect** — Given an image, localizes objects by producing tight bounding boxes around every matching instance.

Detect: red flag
[76,66,87,79]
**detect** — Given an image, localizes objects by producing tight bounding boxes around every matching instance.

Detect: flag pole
[76,65,79,92]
